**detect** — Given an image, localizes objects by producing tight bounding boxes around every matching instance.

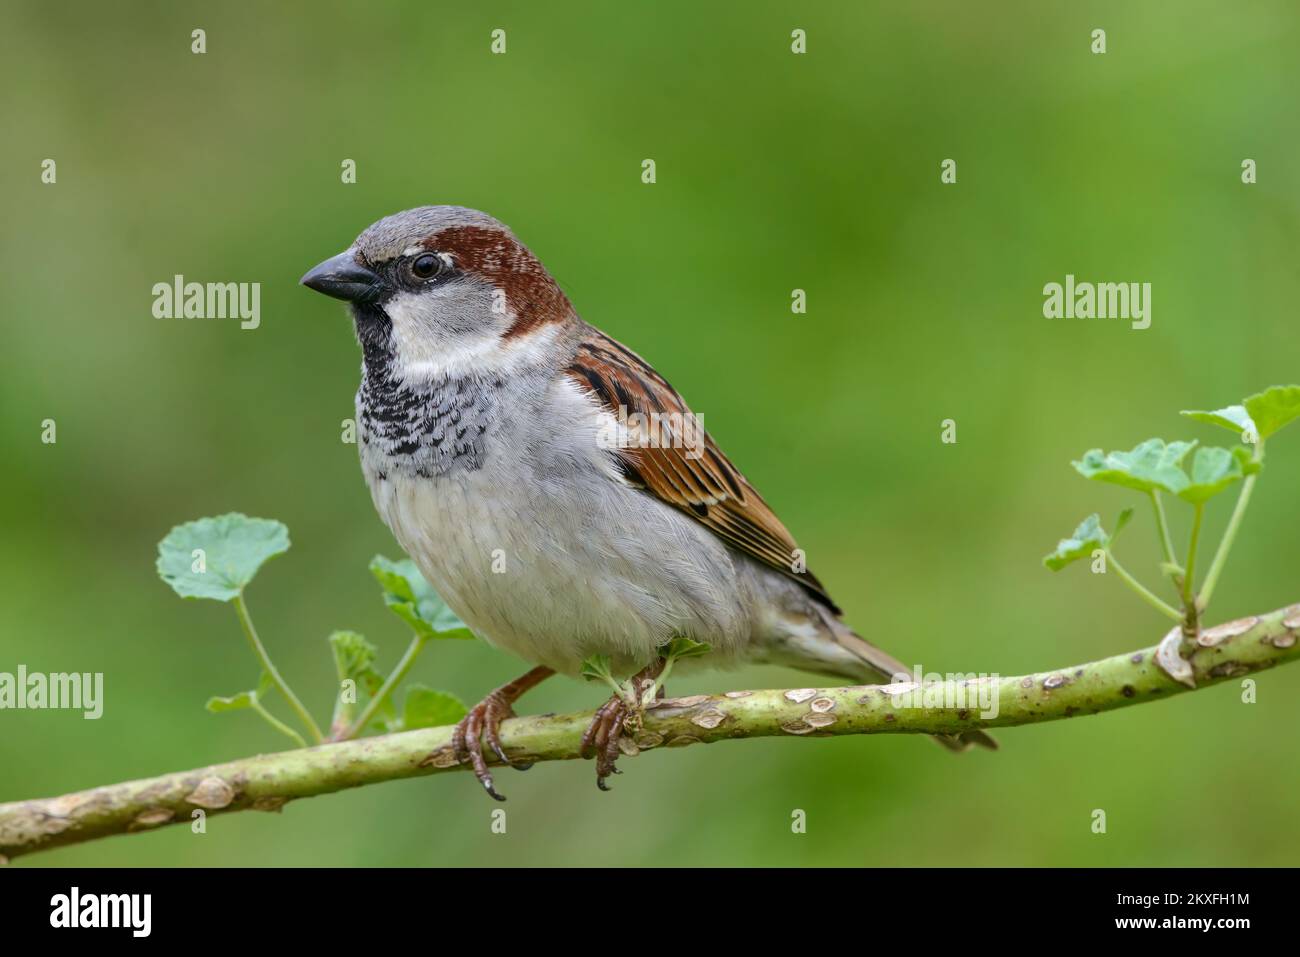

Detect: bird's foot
[439,665,554,801]
[579,660,664,791]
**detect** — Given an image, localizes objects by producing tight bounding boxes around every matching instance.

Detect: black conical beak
[300,251,385,304]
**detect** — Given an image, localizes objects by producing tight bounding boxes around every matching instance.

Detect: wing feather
[565,328,840,612]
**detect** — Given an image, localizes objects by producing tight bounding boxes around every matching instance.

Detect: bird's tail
[760,603,998,753]
[828,623,997,753]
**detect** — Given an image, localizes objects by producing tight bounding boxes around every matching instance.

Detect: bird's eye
[411,253,443,280]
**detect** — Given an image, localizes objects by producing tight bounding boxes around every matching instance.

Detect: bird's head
[301,205,574,376]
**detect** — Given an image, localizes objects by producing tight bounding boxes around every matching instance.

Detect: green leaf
[580,654,614,682]
[327,631,399,732]
[369,555,417,602]
[1177,446,1259,504]
[1112,507,1134,541]
[157,514,290,602]
[1182,386,1300,443]
[329,630,378,683]
[1180,405,1257,442]
[663,637,712,661]
[369,556,474,640]
[1043,514,1109,571]
[402,685,468,730]
[1072,439,1196,495]
[206,690,257,713]
[1243,385,1300,440]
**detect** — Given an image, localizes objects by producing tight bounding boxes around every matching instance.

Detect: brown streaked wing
[564,329,840,613]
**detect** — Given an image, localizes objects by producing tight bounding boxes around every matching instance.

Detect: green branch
[3,601,1297,863]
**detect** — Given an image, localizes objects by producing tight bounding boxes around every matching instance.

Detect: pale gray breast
[356,369,759,672]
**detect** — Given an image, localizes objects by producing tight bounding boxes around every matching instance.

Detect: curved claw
[581,696,628,789]
[457,705,500,799]
[600,710,624,779]
[581,660,667,791]
[438,666,555,801]
[484,701,513,766]
[580,697,620,758]
[455,703,509,801]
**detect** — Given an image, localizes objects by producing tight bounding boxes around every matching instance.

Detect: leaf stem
[232,594,323,744]
[1105,551,1183,622]
[1183,503,1205,609]
[1199,469,1259,612]
[250,699,307,748]
[1149,490,1178,569]
[646,657,676,704]
[342,635,427,740]
[329,666,355,740]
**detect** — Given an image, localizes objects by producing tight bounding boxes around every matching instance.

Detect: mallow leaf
[329,630,378,684]
[1072,439,1196,495]
[1243,385,1300,441]
[157,514,290,601]
[369,556,474,640]
[207,672,274,714]
[1180,405,1257,442]
[1177,446,1260,504]
[1111,506,1134,540]
[326,630,401,733]
[402,685,468,730]
[580,654,614,683]
[1044,514,1112,571]
[1182,385,1300,444]
[663,637,712,661]
[206,690,257,713]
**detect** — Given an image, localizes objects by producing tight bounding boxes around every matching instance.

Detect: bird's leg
[448,665,554,801]
[579,659,665,791]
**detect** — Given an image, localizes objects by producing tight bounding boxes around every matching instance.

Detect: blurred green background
[3,0,1298,867]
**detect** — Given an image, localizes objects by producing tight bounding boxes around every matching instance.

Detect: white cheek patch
[384,289,559,383]
[383,290,493,375]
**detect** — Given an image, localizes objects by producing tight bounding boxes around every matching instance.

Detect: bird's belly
[366,464,754,675]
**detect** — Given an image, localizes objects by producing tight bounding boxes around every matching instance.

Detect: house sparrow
[301,206,995,798]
